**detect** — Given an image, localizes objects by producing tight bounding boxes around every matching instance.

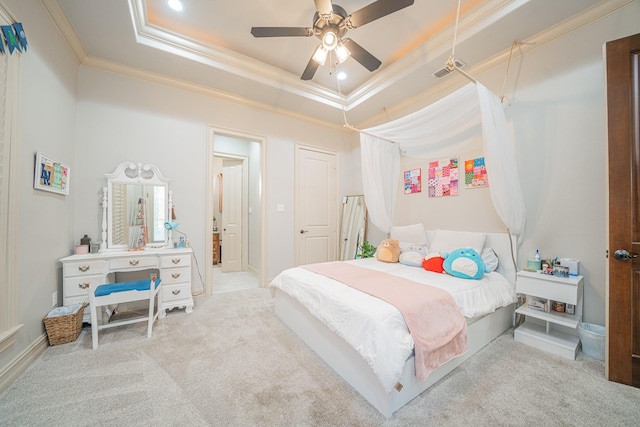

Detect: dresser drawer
[163,283,191,303]
[161,254,191,268]
[110,256,158,271]
[516,272,582,305]
[161,266,191,285]
[63,274,103,298]
[63,260,106,278]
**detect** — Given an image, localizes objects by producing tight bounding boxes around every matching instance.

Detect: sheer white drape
[360,82,525,235]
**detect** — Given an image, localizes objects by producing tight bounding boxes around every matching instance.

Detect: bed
[270,229,518,417]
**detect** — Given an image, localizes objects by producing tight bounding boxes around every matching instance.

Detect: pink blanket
[302,261,468,381]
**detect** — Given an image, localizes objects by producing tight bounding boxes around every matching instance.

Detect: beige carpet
[1,287,639,426]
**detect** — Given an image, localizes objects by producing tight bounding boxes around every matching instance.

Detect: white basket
[579,322,605,361]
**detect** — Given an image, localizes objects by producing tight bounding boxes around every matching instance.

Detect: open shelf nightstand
[514,270,584,360]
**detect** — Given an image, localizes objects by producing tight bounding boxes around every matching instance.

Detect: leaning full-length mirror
[339,195,367,260]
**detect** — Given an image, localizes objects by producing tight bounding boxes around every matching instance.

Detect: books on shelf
[527,296,549,312]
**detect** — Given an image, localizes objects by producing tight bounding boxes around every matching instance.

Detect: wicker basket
[44,303,85,346]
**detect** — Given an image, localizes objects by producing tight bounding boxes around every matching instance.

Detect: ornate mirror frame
[101,162,171,251]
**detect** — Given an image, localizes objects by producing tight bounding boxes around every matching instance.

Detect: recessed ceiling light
[337,72,347,80]
[168,0,183,12]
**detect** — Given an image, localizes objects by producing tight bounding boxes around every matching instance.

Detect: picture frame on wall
[34,152,70,195]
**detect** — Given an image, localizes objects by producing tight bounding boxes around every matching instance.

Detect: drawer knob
[172,273,181,279]
[129,259,139,266]
[78,265,90,272]
[172,289,181,295]
[79,283,90,289]
[171,258,181,264]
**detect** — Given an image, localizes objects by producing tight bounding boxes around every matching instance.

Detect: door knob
[613,249,640,260]
[300,229,308,234]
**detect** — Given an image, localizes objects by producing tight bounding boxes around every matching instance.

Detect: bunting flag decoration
[1,25,20,54]
[1,22,27,55]
[13,23,27,51]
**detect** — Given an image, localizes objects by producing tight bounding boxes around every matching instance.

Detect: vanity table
[60,247,193,322]
[60,162,194,322]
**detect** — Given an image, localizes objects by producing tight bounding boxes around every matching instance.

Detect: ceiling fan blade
[314,0,333,16]
[346,0,414,29]
[251,27,313,38]
[342,38,381,72]
[301,55,321,80]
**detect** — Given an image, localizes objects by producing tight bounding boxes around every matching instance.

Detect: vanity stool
[89,277,162,349]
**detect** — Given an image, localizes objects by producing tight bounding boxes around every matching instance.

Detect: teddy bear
[399,244,428,267]
[376,239,400,263]
[442,247,490,280]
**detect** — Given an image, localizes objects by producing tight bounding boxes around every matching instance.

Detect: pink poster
[428,157,458,198]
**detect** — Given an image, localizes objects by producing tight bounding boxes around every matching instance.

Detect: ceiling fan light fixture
[312,45,328,65]
[335,42,350,63]
[322,31,338,51]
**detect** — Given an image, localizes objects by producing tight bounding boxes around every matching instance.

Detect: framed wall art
[34,152,70,195]
[404,168,422,194]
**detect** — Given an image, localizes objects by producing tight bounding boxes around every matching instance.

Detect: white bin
[579,322,605,361]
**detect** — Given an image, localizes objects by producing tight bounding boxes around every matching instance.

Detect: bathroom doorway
[206,128,265,295]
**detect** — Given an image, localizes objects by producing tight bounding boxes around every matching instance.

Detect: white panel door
[296,147,337,265]
[222,164,242,272]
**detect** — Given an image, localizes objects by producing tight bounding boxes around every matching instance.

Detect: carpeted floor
[1,287,639,426]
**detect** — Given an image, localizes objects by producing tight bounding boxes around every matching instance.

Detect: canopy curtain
[360,82,525,235]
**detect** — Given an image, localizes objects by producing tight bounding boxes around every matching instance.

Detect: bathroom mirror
[104,162,170,250]
[339,195,367,260]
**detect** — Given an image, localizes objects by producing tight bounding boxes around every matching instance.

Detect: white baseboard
[0,334,48,394]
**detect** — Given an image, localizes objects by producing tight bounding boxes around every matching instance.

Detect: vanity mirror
[102,162,171,251]
[339,195,367,260]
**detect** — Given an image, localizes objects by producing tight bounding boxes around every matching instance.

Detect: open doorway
[206,128,266,295]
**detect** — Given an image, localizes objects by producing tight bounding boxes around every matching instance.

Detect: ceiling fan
[251,0,415,80]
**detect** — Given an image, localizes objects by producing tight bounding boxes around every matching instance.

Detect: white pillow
[429,229,487,255]
[390,224,427,248]
[482,248,499,272]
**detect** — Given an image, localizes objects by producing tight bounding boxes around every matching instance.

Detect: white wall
[0,0,78,373]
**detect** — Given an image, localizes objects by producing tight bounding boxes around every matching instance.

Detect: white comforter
[269,258,517,392]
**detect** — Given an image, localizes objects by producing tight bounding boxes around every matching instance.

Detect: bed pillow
[429,229,486,255]
[390,224,427,249]
[482,248,499,272]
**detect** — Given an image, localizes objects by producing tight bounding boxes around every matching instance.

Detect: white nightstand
[514,270,584,360]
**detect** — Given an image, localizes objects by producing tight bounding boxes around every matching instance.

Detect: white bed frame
[272,231,517,418]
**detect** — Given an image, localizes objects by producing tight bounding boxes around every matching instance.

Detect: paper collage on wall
[34,152,70,195]
[464,157,489,188]
[404,168,422,194]
[428,158,459,197]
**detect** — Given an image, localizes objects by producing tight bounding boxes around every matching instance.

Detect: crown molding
[81,55,347,132]
[42,0,637,129]
[128,0,344,110]
[40,0,86,63]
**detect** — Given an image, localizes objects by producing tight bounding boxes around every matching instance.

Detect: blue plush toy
[399,244,428,267]
[442,248,490,280]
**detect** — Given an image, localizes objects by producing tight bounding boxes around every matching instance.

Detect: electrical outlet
[52,291,57,307]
